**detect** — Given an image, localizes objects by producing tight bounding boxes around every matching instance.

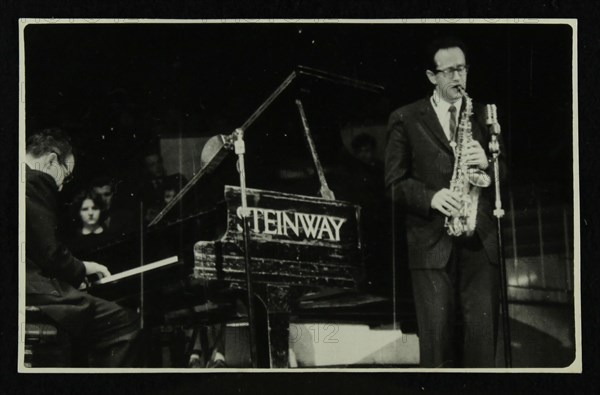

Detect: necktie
[448,104,457,141]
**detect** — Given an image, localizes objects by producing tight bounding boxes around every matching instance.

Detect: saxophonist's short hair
[424,36,468,71]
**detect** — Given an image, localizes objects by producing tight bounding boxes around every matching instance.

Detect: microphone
[485,104,501,155]
[485,104,501,136]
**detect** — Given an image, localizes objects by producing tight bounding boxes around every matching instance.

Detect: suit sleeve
[384,110,437,218]
[26,197,86,288]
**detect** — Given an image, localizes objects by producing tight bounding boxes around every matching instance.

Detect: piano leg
[266,285,291,368]
[268,313,290,368]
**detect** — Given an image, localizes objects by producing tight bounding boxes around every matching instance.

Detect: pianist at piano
[25,128,143,367]
[23,67,407,369]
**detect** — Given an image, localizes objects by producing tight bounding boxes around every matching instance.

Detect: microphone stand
[225,73,297,368]
[233,128,259,368]
[217,68,383,367]
[486,104,512,367]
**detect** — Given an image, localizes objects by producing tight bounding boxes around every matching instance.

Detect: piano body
[194,185,362,367]
[88,67,408,368]
[194,186,361,289]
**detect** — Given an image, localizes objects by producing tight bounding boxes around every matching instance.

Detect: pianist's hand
[83,261,111,279]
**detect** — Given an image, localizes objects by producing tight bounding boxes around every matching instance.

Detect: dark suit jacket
[26,167,92,334]
[384,97,506,269]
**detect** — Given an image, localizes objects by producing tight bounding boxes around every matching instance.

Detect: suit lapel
[419,99,454,154]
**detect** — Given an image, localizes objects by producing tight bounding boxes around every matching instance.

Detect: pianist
[25,128,143,367]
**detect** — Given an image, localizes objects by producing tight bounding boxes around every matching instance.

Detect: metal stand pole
[487,105,512,367]
[495,194,512,367]
[139,202,145,331]
[233,128,259,368]
[294,99,335,200]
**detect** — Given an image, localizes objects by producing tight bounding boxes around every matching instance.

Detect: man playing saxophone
[385,37,506,368]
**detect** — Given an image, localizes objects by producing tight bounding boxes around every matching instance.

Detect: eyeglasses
[61,164,74,185]
[51,150,74,185]
[435,65,469,78]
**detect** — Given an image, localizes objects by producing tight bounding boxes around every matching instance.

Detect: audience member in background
[352,133,380,169]
[328,133,391,295]
[347,134,385,209]
[157,178,186,224]
[90,176,135,237]
[163,184,178,206]
[68,190,110,259]
[138,150,187,223]
[348,134,391,294]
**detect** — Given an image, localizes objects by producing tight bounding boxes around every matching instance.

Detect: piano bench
[24,306,72,368]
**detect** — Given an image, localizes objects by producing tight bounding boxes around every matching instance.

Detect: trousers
[27,286,143,367]
[410,234,499,368]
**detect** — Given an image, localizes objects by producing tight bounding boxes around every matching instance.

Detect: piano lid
[149,65,385,226]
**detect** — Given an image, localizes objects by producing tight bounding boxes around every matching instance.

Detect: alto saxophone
[444,86,491,237]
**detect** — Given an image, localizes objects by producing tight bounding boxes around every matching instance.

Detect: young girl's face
[164,189,176,205]
[80,198,101,226]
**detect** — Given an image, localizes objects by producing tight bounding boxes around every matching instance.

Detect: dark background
[24,23,573,202]
[1,1,598,394]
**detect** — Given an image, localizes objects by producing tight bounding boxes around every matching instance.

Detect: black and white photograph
[18,19,578,372]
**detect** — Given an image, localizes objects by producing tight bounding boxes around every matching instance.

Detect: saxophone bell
[467,168,492,187]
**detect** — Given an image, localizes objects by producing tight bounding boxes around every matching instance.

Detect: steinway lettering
[236,207,347,242]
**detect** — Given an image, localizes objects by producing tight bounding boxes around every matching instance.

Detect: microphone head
[485,104,497,125]
[485,104,501,135]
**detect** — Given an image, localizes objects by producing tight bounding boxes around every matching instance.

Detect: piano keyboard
[94,255,179,285]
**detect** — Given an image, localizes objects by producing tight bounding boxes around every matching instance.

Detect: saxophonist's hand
[464,140,489,170]
[431,189,461,216]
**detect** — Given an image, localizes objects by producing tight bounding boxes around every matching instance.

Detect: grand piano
[87,66,414,368]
